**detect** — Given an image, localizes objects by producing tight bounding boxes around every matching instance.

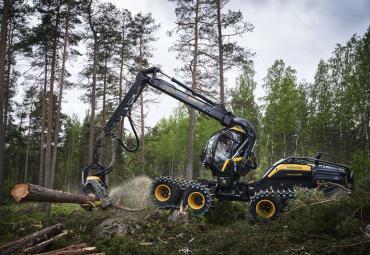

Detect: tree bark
[0,223,63,254]
[39,50,48,186]
[216,0,225,105]
[88,0,98,163]
[118,24,125,140]
[102,52,107,127]
[51,0,72,189]
[140,93,145,174]
[4,18,14,148]
[139,36,145,174]
[38,246,96,255]
[23,230,68,254]
[11,183,97,204]
[36,243,89,255]
[185,0,200,180]
[45,7,60,189]
[0,0,9,200]
[24,101,34,182]
[118,27,125,181]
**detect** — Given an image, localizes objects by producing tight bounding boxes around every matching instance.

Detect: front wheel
[249,195,282,220]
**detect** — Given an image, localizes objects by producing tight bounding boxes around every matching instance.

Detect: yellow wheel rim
[187,192,205,210]
[154,184,171,202]
[256,199,276,219]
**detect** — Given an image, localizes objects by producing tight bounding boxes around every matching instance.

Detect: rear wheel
[150,177,182,209]
[249,195,282,220]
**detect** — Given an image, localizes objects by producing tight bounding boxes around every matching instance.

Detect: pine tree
[168,0,205,179]
[0,0,9,199]
[130,12,159,173]
[203,0,253,104]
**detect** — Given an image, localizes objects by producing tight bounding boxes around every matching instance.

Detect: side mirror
[314,152,321,159]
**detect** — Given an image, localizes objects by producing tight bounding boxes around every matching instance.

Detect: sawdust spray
[109,176,152,209]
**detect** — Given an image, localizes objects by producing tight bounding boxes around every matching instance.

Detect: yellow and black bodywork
[151,132,354,218]
[81,176,112,210]
[151,124,354,219]
[248,155,353,219]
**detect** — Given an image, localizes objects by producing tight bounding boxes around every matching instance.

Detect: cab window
[214,131,241,162]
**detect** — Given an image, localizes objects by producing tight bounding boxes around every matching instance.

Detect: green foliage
[230,61,260,132]
[350,151,370,182]
[281,189,364,238]
[144,107,220,178]
[259,59,307,169]
[96,236,167,255]
[205,201,246,225]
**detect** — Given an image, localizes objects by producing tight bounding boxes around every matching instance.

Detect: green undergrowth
[1,181,369,254]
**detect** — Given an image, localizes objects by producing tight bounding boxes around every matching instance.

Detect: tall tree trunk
[39,50,48,185]
[103,54,108,125]
[4,20,13,142]
[0,0,9,199]
[139,36,145,174]
[88,0,98,164]
[185,0,200,180]
[118,36,125,180]
[140,93,145,174]
[24,102,34,182]
[51,0,71,189]
[100,53,108,163]
[216,0,225,105]
[44,8,60,189]
[118,24,126,139]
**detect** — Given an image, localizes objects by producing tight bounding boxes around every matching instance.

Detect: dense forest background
[0,0,369,198]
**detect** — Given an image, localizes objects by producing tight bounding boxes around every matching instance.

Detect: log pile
[0,224,103,254]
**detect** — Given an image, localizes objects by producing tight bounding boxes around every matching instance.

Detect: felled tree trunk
[11,183,96,204]
[38,245,97,255]
[23,231,68,254]
[0,223,63,254]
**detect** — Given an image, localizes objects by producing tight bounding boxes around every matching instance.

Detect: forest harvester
[81,67,354,219]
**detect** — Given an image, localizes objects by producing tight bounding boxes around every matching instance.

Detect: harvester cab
[201,127,257,178]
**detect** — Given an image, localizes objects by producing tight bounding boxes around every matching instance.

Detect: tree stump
[168,202,189,224]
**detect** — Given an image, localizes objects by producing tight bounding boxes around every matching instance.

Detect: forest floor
[0,180,370,255]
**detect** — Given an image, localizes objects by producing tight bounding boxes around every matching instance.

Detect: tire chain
[249,188,295,205]
[151,176,213,215]
[182,181,213,216]
[150,176,183,210]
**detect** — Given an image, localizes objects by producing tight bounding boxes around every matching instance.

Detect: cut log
[11,183,96,204]
[23,230,68,254]
[0,223,63,254]
[35,243,89,255]
[37,246,97,255]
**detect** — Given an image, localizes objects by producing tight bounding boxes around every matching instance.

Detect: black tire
[182,183,212,216]
[150,176,182,209]
[249,195,282,220]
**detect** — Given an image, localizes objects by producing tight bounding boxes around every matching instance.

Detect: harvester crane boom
[82,67,256,185]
